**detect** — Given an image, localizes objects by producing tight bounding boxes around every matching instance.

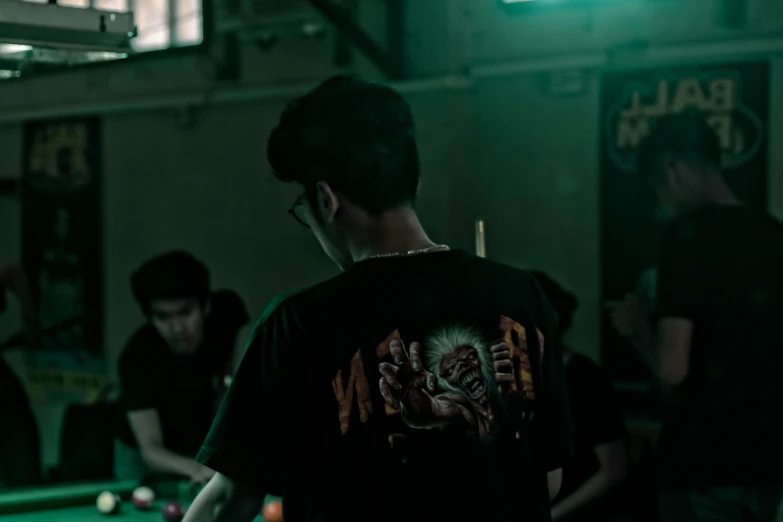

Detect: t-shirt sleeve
[196,298,296,496]
[568,357,626,448]
[119,342,158,411]
[534,284,575,472]
[657,219,704,320]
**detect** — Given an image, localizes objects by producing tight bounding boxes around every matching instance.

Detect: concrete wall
[1,0,782,468]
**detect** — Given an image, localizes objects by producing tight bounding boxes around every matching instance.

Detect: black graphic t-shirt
[656,205,783,489]
[555,352,626,514]
[198,250,573,522]
[118,290,249,457]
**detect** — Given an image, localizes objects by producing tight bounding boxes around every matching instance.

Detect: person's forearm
[182,475,225,522]
[551,469,624,520]
[140,445,200,477]
[547,469,562,501]
[184,474,261,522]
[629,326,674,395]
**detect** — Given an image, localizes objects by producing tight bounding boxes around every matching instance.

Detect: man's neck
[348,207,438,262]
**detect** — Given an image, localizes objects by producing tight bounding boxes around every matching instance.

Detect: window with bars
[22,0,203,51]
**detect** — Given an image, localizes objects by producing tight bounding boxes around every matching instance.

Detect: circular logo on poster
[604,71,764,172]
[25,123,94,193]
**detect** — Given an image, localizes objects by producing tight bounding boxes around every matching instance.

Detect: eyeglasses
[288,193,310,228]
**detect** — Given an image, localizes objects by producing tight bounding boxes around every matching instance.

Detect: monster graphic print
[331,316,543,438]
[379,327,508,437]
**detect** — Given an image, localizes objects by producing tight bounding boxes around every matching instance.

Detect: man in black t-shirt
[610,113,783,521]
[532,272,628,521]
[183,76,573,522]
[116,252,248,485]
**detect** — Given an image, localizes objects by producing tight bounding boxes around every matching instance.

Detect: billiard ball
[132,486,155,510]
[262,500,283,522]
[162,501,185,522]
[96,491,120,515]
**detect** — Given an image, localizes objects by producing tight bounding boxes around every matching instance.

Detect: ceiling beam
[306,0,406,80]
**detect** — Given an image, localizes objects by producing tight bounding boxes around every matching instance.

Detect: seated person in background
[116,251,249,486]
[0,262,42,489]
[531,272,629,521]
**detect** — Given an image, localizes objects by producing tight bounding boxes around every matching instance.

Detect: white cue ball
[96,491,120,515]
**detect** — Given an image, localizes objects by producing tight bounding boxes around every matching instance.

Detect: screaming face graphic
[439,345,486,401]
[379,326,504,438]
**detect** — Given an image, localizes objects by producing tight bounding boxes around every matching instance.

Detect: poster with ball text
[600,62,768,390]
[21,117,104,403]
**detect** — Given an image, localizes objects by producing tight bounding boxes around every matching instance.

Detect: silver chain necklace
[365,244,450,260]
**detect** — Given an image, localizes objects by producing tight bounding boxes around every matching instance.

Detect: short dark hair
[267,75,420,214]
[530,271,579,334]
[131,251,209,315]
[636,112,722,183]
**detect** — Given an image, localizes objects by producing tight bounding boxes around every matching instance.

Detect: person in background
[609,112,783,521]
[116,251,248,487]
[0,262,42,489]
[182,75,573,522]
[532,272,629,521]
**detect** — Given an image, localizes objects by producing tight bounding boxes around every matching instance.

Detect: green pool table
[0,480,278,522]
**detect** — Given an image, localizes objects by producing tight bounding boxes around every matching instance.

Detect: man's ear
[315,181,341,223]
[203,300,212,317]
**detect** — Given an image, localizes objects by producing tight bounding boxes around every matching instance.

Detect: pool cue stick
[475,217,486,258]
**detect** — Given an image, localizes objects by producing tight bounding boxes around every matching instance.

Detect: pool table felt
[0,502,270,522]
[0,481,278,522]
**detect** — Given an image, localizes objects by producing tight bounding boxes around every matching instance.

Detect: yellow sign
[26,367,104,403]
[27,121,93,191]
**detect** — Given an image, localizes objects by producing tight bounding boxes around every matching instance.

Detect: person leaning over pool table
[116,252,248,487]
